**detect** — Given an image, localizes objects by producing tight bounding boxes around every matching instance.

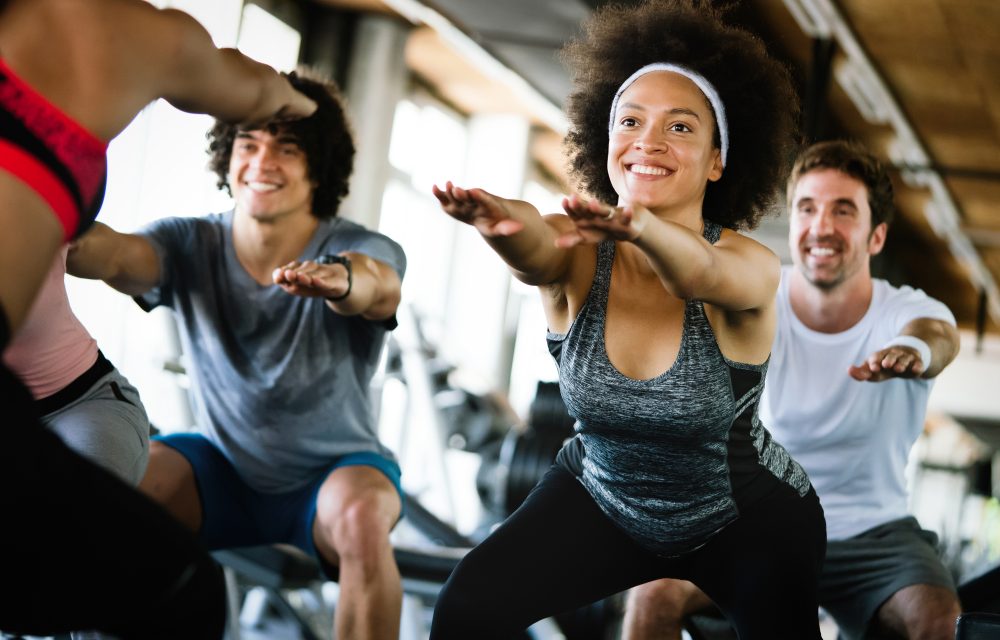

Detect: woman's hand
[432,182,526,237]
[555,194,649,248]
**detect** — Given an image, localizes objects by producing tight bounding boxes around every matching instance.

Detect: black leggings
[430,465,826,640]
[0,362,225,639]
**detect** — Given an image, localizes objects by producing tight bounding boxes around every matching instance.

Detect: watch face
[317,254,348,266]
[316,254,353,301]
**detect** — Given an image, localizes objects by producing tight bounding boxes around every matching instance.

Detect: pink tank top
[3,246,98,399]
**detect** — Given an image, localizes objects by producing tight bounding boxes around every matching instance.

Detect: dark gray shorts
[819,516,956,640]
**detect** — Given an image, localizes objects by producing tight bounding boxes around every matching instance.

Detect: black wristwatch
[316,254,352,301]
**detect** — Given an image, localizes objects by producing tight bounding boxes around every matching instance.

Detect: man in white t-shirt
[623,140,962,640]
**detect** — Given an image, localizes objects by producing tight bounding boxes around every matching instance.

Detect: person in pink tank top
[4,246,150,485]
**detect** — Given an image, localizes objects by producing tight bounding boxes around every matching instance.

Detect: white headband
[608,62,729,168]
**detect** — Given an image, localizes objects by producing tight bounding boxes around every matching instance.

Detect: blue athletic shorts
[156,433,403,561]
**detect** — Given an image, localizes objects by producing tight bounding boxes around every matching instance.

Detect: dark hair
[206,67,355,220]
[561,0,800,230]
[787,140,895,229]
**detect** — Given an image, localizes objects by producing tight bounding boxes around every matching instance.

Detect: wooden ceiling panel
[839,0,958,63]
[890,186,936,240]
[404,27,544,123]
[926,136,1000,173]
[981,73,1000,140]
[948,178,1000,229]
[881,62,1000,170]
[886,64,981,109]
[941,0,1000,48]
[985,249,1000,277]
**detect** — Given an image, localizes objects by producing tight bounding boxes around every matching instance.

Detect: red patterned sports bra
[0,58,108,239]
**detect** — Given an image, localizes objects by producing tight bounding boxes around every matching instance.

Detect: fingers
[433,181,477,220]
[275,93,318,121]
[557,195,639,247]
[288,92,318,119]
[847,364,873,381]
[849,346,924,382]
[872,345,924,377]
[431,183,524,236]
[272,260,321,288]
[562,194,632,225]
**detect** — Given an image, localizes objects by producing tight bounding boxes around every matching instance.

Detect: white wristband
[882,335,932,370]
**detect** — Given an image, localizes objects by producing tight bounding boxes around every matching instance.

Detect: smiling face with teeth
[789,168,887,291]
[606,71,722,218]
[228,128,316,223]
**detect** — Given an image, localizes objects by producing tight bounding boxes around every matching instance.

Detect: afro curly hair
[561,0,800,230]
[206,66,355,220]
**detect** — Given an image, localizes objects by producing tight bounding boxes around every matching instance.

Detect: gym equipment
[956,612,1000,640]
[470,381,621,640]
[477,381,575,517]
[959,564,1000,614]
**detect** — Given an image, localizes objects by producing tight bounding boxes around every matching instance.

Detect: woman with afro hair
[429,0,825,638]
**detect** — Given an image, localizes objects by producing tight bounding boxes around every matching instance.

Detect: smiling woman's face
[606,71,722,214]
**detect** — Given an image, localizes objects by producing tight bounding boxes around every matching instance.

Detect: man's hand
[848,345,926,382]
[273,259,350,300]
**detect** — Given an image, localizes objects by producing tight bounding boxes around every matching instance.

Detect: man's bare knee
[623,579,715,640]
[878,584,960,640]
[313,467,400,571]
[138,442,201,530]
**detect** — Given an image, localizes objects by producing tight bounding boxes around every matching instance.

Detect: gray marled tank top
[548,223,810,557]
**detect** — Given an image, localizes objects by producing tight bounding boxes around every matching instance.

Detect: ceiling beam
[803,36,835,142]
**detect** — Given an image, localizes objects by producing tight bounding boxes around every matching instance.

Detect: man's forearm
[326,254,400,321]
[66,222,160,295]
[901,318,960,378]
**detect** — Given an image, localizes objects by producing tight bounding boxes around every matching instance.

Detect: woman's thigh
[432,466,664,638]
[688,485,826,640]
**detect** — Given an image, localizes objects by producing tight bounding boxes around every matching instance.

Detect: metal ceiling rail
[783,0,1000,324]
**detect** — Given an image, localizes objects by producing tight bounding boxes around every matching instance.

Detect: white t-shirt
[760,266,955,540]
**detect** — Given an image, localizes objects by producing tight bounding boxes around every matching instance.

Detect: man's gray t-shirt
[135,211,406,493]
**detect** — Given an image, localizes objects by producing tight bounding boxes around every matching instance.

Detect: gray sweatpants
[43,368,151,640]
[42,368,150,486]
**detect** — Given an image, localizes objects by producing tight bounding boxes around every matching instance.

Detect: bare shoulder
[716,227,770,252]
[717,227,780,271]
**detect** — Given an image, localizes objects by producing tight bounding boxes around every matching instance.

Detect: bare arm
[273,254,402,322]
[152,8,316,127]
[0,2,313,143]
[559,196,780,311]
[66,222,161,296]
[849,317,960,382]
[432,182,573,286]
